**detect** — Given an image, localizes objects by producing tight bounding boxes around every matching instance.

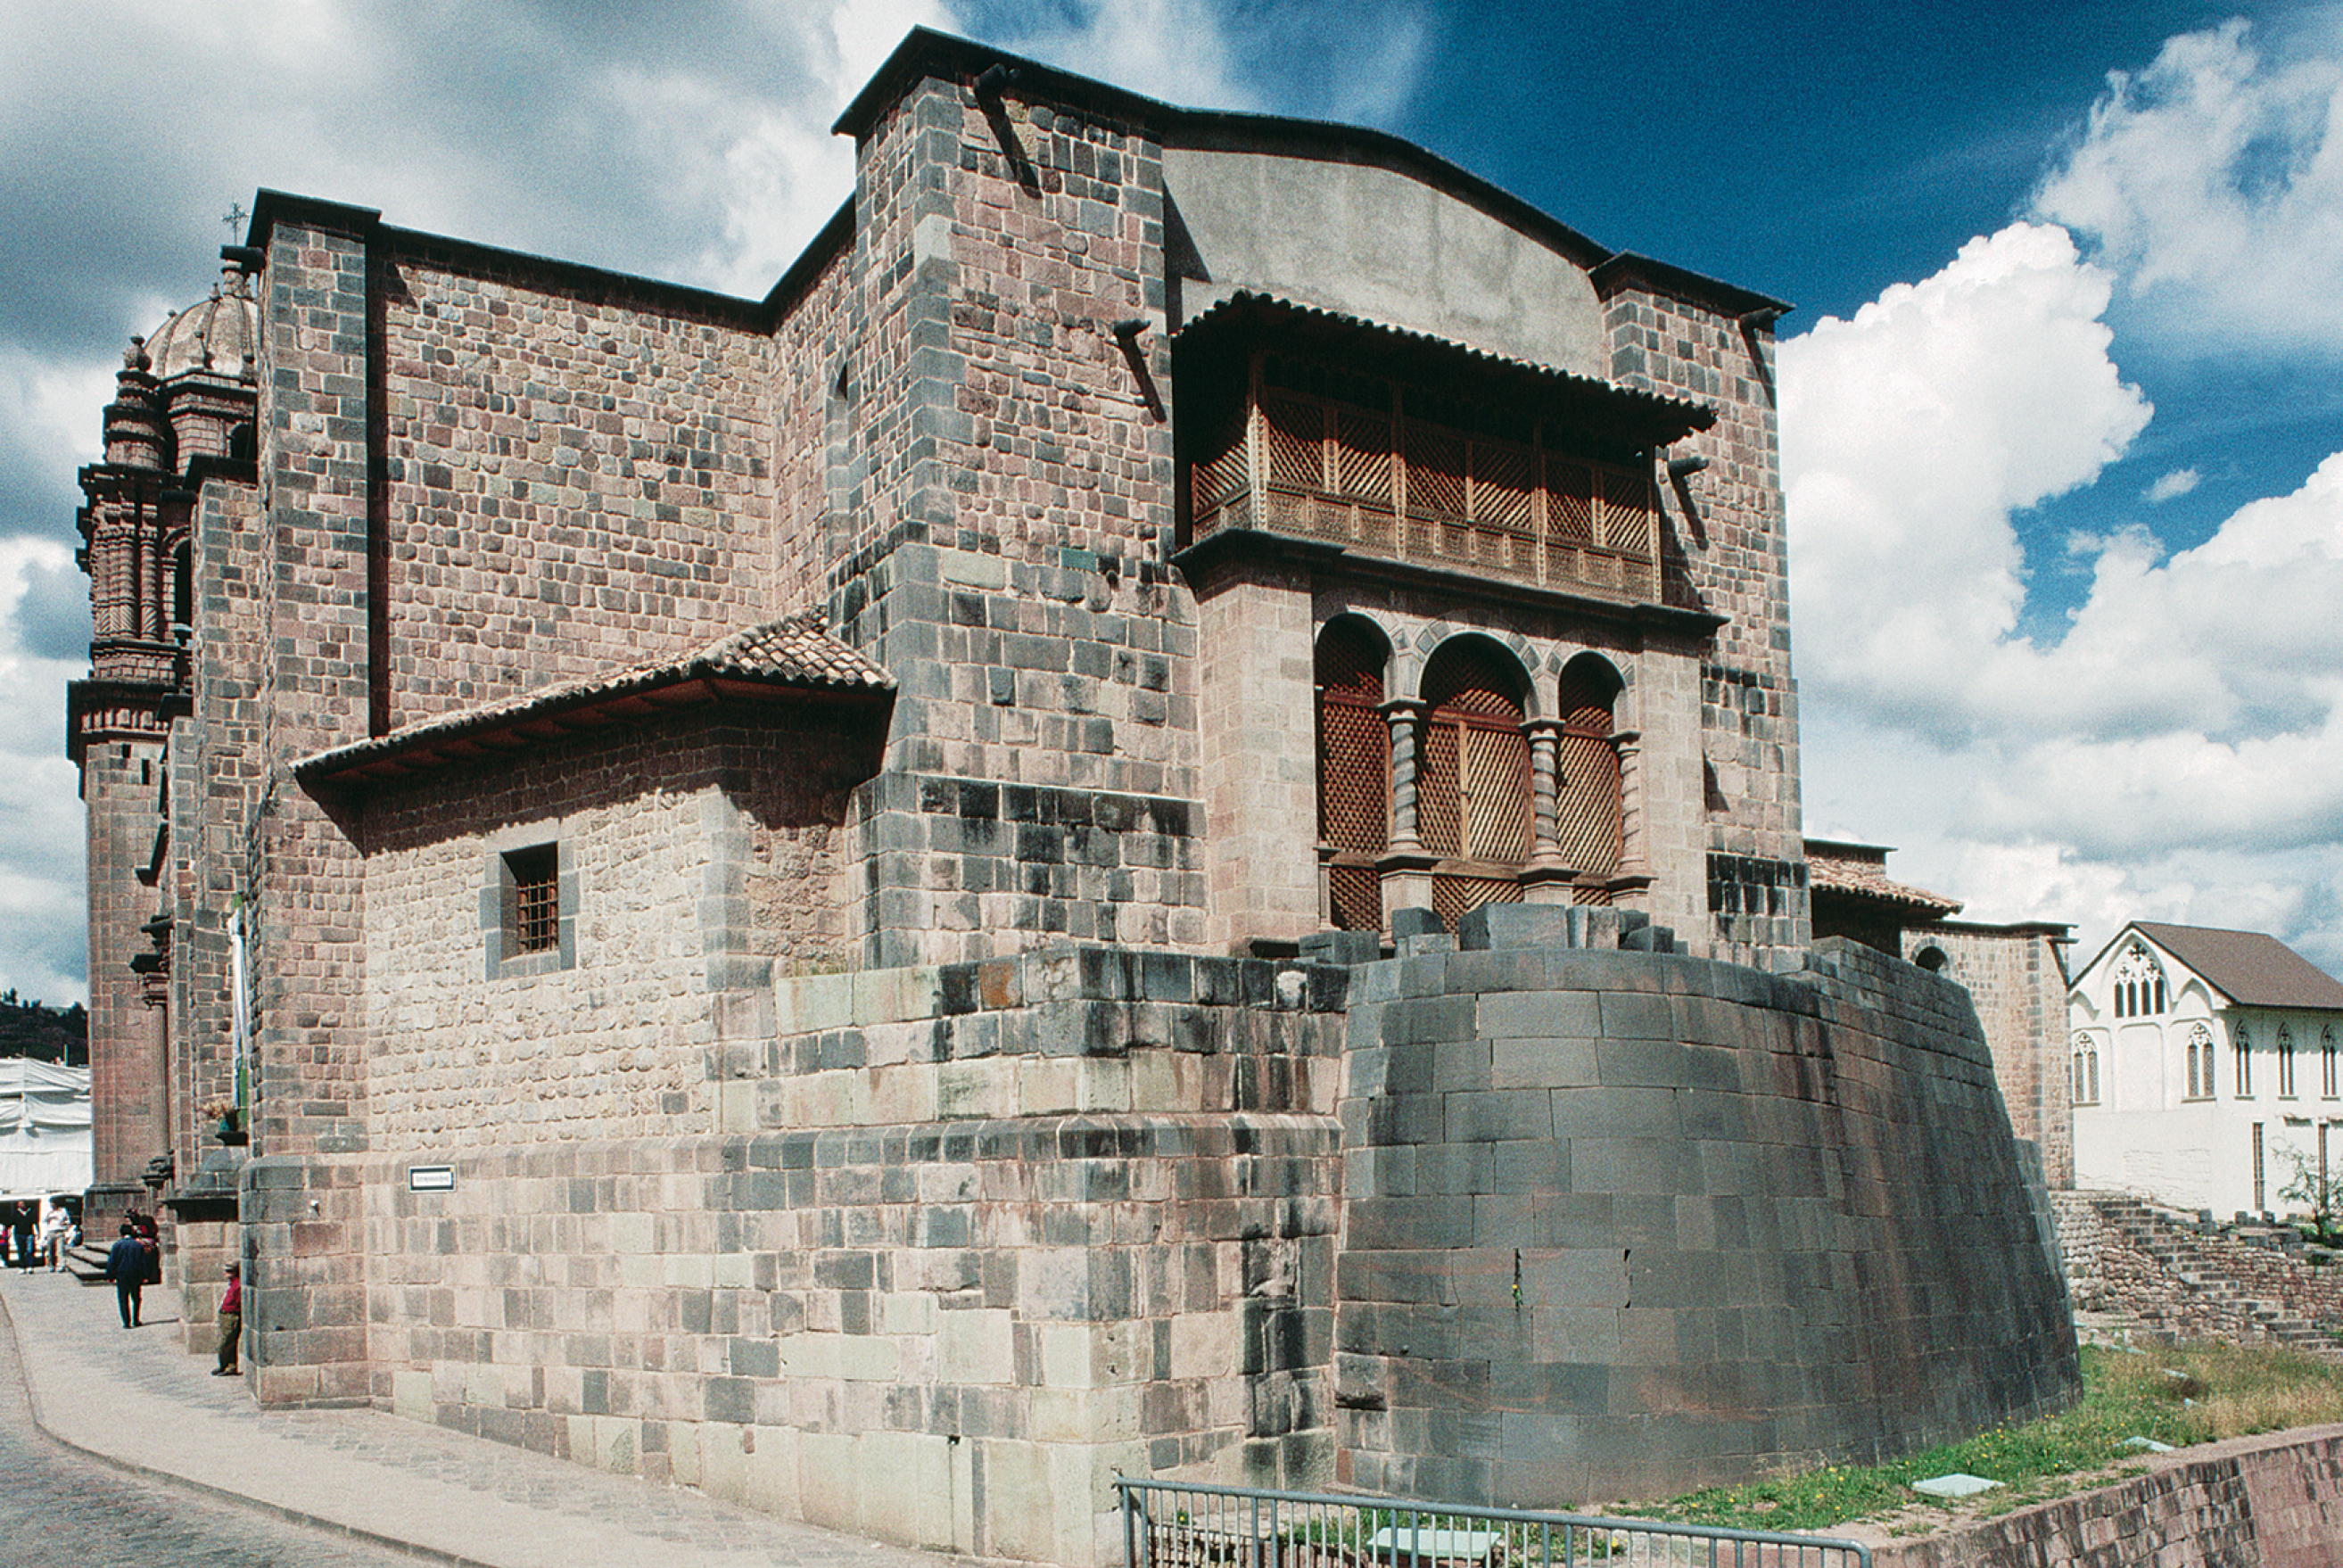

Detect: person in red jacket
[211,1260,242,1375]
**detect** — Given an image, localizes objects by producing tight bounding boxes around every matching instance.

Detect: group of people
[2,1197,78,1271]
[5,1197,240,1375]
[98,1209,241,1374]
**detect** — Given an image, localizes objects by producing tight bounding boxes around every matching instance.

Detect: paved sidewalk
[0,1266,963,1568]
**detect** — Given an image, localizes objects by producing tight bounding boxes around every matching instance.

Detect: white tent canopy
[0,1058,92,1200]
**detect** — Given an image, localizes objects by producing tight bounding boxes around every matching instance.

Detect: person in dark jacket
[105,1224,146,1328]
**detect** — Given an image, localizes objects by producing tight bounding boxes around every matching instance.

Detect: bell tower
[68,247,259,1235]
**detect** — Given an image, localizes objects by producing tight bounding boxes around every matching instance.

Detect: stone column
[1383,699,1426,853]
[1608,728,1654,910]
[1377,699,1436,916]
[1520,718,1576,905]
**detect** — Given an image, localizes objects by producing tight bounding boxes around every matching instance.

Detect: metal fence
[1117,1478,1870,1568]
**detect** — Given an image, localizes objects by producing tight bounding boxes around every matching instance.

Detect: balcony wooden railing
[1188,361,1662,603]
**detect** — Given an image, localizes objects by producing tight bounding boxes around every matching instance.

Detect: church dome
[144,262,259,382]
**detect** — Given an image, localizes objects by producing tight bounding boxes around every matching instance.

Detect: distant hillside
[0,994,87,1065]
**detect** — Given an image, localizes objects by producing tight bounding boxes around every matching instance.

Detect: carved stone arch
[1413,630,1534,707]
[1415,633,1534,924]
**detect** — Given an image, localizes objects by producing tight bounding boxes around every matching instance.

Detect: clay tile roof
[1175,290,1718,446]
[1803,838,1964,919]
[294,613,891,789]
[2132,922,2343,1011]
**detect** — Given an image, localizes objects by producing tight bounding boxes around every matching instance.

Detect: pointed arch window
[1417,639,1531,926]
[2324,1027,2338,1100]
[2186,1021,2215,1100]
[2112,940,2167,1019]
[2071,1032,2100,1106]
[2235,1022,2254,1097]
[1316,622,1389,933]
[2280,1024,2298,1097]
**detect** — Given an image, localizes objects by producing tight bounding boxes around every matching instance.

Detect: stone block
[1456,904,1577,951]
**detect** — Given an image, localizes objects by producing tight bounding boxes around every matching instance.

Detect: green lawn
[1637,1342,2343,1534]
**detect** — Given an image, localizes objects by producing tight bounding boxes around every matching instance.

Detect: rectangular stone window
[483,835,573,978]
[508,845,558,953]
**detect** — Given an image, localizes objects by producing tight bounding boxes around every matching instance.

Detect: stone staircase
[61,1241,112,1285]
[2083,1193,2343,1357]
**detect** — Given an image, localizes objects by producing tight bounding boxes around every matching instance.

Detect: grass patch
[1639,1342,2343,1535]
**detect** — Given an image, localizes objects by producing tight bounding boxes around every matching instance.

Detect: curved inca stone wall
[1335,918,2080,1506]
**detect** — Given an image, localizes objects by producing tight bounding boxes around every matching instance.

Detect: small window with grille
[484,838,572,977]
[507,845,558,953]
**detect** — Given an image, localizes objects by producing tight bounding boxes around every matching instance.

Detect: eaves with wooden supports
[293,614,894,794]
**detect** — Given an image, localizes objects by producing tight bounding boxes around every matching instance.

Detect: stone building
[1805,839,2075,1186]
[67,29,2075,1564]
[2071,921,2343,1220]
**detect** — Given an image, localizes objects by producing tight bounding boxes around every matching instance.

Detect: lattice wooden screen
[1185,351,1660,600]
[1464,726,1533,862]
[1316,624,1388,932]
[1418,642,1531,867]
[1553,730,1620,878]
[1555,659,1621,884]
[1419,720,1463,856]
[1434,872,1522,927]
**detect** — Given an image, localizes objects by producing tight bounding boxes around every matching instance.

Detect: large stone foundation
[246,929,2076,1565]
[1338,914,2078,1505]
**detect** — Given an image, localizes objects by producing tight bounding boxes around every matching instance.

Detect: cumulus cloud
[0,0,1438,1002]
[1786,213,2343,971]
[1782,221,2153,738]
[2033,16,2343,358]
[2145,466,2200,503]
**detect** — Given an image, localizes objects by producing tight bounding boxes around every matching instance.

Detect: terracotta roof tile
[295,613,890,788]
[1803,840,1963,919]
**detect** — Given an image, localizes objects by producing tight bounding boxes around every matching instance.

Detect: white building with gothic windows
[2070,921,2343,1219]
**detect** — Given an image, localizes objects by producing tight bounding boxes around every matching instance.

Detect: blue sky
[3,0,2340,1002]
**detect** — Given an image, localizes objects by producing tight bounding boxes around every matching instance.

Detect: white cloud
[2145,466,2200,502]
[0,536,87,1007]
[1782,221,2152,738]
[1786,213,2343,978]
[2033,15,2343,358]
[0,0,1443,1002]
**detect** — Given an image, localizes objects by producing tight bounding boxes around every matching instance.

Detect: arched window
[2281,1024,2298,1097]
[1914,945,1949,974]
[1316,621,1389,933]
[1554,654,1623,901]
[2071,1032,2100,1105]
[2324,1027,2338,1100]
[2186,1021,2215,1099]
[2235,1022,2254,1097]
[1417,639,1531,926]
[2113,940,2166,1019]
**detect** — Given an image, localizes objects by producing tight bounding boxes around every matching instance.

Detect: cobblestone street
[0,1275,419,1568]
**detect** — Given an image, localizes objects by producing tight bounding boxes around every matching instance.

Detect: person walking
[104,1223,145,1328]
[38,1199,70,1271]
[210,1260,242,1374]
